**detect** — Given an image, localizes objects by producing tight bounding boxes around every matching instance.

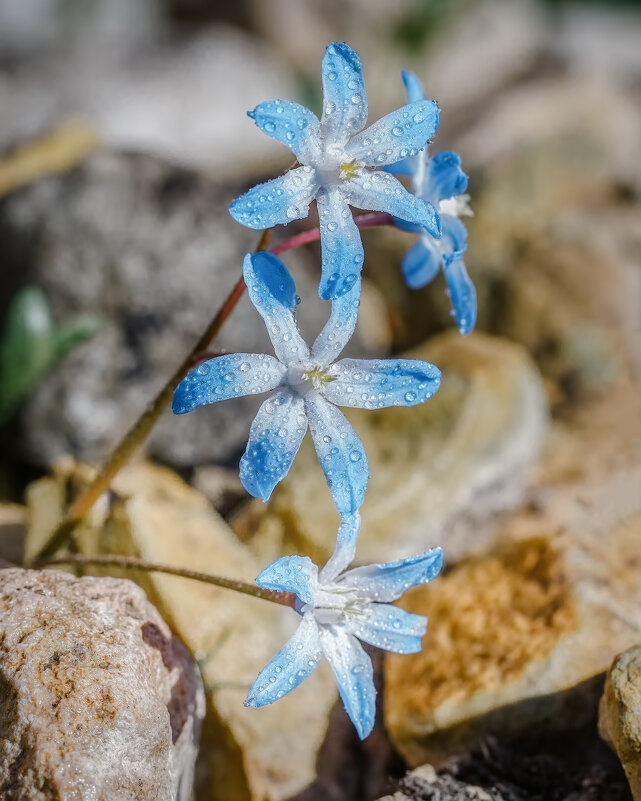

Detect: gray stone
[0,150,385,468]
[599,644,641,800]
[0,567,204,800]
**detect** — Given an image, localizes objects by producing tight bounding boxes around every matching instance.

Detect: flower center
[286,363,336,396]
[438,193,473,218]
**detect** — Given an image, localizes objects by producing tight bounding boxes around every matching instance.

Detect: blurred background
[1,2,641,800]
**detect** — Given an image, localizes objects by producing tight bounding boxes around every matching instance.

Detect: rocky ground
[1,1,640,799]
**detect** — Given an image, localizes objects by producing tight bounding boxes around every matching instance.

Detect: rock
[384,379,641,767]
[599,644,641,800]
[377,764,503,801]
[24,459,339,801]
[0,567,204,800]
[0,150,387,468]
[233,332,548,567]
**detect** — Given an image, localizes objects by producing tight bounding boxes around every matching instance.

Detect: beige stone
[0,568,203,800]
[24,460,338,801]
[599,644,641,800]
[384,384,641,767]
[233,332,548,568]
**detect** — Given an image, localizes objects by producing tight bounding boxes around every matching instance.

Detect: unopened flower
[245,513,444,739]
[230,43,441,300]
[173,251,441,515]
[386,71,477,335]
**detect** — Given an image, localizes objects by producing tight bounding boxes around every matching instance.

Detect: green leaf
[0,286,102,424]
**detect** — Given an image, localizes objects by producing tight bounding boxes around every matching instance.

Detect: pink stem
[270,212,393,256]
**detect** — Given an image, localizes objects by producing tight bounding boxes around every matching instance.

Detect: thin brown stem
[36,553,297,607]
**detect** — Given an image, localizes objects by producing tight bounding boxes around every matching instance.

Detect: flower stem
[270,212,392,256]
[30,211,396,564]
[36,554,297,607]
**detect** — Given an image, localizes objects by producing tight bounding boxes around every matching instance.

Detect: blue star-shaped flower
[229,42,441,300]
[245,513,443,739]
[173,251,441,516]
[386,71,477,336]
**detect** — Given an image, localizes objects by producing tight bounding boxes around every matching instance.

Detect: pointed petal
[229,167,318,230]
[245,613,322,707]
[341,548,444,602]
[428,150,468,202]
[401,70,426,104]
[315,186,364,300]
[248,100,321,163]
[304,393,368,515]
[320,42,368,144]
[243,252,310,365]
[345,101,439,168]
[319,626,375,739]
[319,512,361,583]
[255,555,319,605]
[172,353,284,414]
[239,387,308,502]
[402,238,441,290]
[323,358,441,409]
[343,603,427,654]
[312,274,362,366]
[444,258,477,336]
[344,171,440,238]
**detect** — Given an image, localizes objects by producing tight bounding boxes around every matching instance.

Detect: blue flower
[245,513,443,739]
[229,43,441,300]
[173,251,441,516]
[386,71,477,336]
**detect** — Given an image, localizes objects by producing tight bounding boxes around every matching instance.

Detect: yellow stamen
[339,159,360,182]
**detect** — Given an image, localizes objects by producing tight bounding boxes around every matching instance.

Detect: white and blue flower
[386,71,477,335]
[245,513,443,739]
[229,43,441,300]
[173,251,441,516]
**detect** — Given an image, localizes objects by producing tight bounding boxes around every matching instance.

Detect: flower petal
[245,613,322,707]
[248,100,321,163]
[319,626,375,740]
[402,238,441,289]
[319,512,361,583]
[343,603,427,654]
[172,353,285,414]
[304,393,368,515]
[320,42,368,145]
[239,387,308,502]
[316,186,364,300]
[341,548,444,602]
[323,358,441,409]
[344,171,440,238]
[428,150,468,202]
[401,70,426,104]
[441,214,467,258]
[444,258,477,336]
[312,274,362,366]
[229,166,318,230]
[243,252,310,365]
[345,100,439,168]
[255,555,319,605]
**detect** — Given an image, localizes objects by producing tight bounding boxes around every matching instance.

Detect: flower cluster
[173,42,476,738]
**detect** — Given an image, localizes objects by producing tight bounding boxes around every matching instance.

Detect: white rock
[0,567,204,800]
